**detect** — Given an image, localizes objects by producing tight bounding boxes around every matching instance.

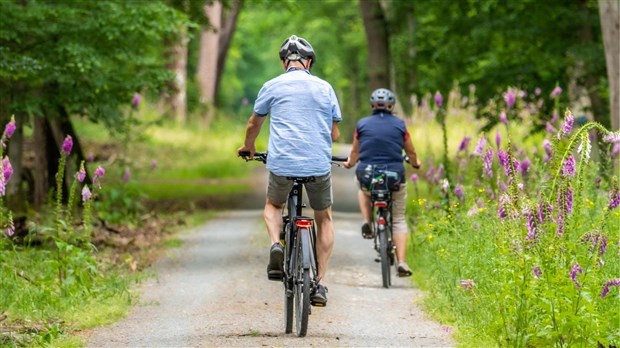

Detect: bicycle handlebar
[238,151,347,164]
[403,154,420,169]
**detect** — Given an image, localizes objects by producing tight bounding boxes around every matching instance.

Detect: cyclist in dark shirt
[343,88,420,277]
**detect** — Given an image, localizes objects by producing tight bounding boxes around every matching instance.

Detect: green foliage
[0,0,192,130]
[407,89,620,346]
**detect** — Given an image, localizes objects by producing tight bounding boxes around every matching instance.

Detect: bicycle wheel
[378,225,391,288]
[294,230,310,337]
[283,223,293,334]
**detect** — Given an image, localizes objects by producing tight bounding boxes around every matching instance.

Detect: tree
[599,0,619,131]
[196,0,243,121]
[0,0,190,206]
[359,0,390,91]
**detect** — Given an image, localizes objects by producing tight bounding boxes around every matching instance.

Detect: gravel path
[85,161,453,347]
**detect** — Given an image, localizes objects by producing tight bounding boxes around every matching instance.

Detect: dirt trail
[85,162,453,347]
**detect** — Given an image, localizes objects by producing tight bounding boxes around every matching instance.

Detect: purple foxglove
[570,263,583,288]
[532,266,542,279]
[434,91,443,108]
[81,185,92,202]
[62,135,73,155]
[75,163,86,183]
[132,93,141,110]
[561,111,574,136]
[3,116,16,139]
[500,111,508,124]
[602,132,620,143]
[410,173,418,183]
[458,136,471,152]
[495,131,502,148]
[561,155,575,177]
[520,158,530,176]
[550,86,562,98]
[609,188,620,211]
[545,122,557,134]
[454,185,465,201]
[504,89,516,109]
[483,149,493,178]
[601,279,620,299]
[473,136,486,156]
[2,157,12,183]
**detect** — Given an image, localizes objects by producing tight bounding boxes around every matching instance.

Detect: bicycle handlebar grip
[331,156,348,162]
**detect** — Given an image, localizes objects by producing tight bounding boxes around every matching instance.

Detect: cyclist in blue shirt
[343,88,420,277]
[237,35,342,306]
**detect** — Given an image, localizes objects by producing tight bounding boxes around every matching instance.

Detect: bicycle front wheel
[379,225,391,288]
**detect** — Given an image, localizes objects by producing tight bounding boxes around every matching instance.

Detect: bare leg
[263,198,283,244]
[393,232,408,263]
[357,190,372,223]
[313,207,334,284]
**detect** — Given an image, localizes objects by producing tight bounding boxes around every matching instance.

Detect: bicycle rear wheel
[283,223,293,334]
[379,225,391,288]
[294,229,310,337]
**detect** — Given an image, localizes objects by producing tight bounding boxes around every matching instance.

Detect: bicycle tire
[379,225,391,288]
[282,221,294,334]
[294,230,310,337]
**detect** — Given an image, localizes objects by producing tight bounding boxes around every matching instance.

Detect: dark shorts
[267,172,333,211]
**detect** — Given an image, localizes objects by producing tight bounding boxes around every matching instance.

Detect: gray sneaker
[311,284,328,307]
[267,243,284,281]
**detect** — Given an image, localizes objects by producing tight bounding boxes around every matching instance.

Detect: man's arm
[331,121,340,142]
[237,112,266,157]
[403,137,421,168]
[343,137,360,169]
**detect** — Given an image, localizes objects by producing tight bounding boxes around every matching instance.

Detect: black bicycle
[239,151,346,337]
[366,166,397,288]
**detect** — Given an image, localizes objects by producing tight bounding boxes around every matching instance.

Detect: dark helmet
[279,35,316,67]
[370,88,396,109]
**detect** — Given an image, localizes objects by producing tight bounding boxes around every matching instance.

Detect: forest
[0,0,619,346]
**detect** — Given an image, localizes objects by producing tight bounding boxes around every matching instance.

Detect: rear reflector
[295,219,313,228]
[374,201,388,207]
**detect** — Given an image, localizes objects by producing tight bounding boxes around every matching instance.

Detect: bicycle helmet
[370,88,396,110]
[279,35,315,67]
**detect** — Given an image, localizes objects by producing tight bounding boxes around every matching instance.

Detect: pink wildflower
[532,266,542,279]
[473,136,486,156]
[504,89,516,109]
[500,111,508,124]
[3,116,16,139]
[75,163,86,183]
[561,111,574,137]
[550,86,562,98]
[2,157,12,183]
[434,91,443,108]
[81,185,92,202]
[62,135,73,155]
[570,263,583,289]
[561,155,575,177]
[132,93,141,110]
[601,279,620,299]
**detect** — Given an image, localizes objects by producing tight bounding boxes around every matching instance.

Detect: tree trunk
[214,0,243,103]
[32,116,50,206]
[359,0,390,91]
[165,29,189,125]
[599,0,619,131]
[197,1,222,109]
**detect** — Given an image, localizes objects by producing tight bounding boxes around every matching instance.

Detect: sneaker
[361,222,374,239]
[311,284,328,307]
[267,243,284,281]
[397,262,412,277]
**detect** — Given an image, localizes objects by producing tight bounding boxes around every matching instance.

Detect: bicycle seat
[287,176,316,183]
[371,189,391,202]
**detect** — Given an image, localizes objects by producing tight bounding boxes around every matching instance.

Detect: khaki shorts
[357,178,408,234]
[267,172,333,211]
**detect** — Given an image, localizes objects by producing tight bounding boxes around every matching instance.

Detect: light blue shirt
[254,69,342,176]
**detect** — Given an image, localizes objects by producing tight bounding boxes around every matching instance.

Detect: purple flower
[483,149,493,178]
[534,87,541,96]
[601,279,620,299]
[609,188,620,211]
[537,201,552,223]
[123,169,131,182]
[460,279,476,291]
[565,187,573,214]
[602,133,620,143]
[504,89,516,109]
[545,122,557,134]
[132,93,141,110]
[556,214,564,236]
[612,143,620,158]
[458,136,471,153]
[7,218,14,237]
[520,158,530,176]
[87,152,95,162]
[561,111,574,137]
[454,185,465,201]
[94,166,105,178]
[550,86,563,98]
[495,131,501,148]
[525,210,536,240]
[2,157,12,183]
[62,135,73,155]
[81,185,92,202]
[561,155,575,177]
[75,163,86,183]
[550,111,559,124]
[473,136,486,156]
[570,263,583,288]
[425,164,435,182]
[497,151,511,175]
[498,194,510,219]
[500,111,508,124]
[3,116,16,139]
[532,266,542,279]
[410,173,419,183]
[434,91,443,108]
[151,159,158,170]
